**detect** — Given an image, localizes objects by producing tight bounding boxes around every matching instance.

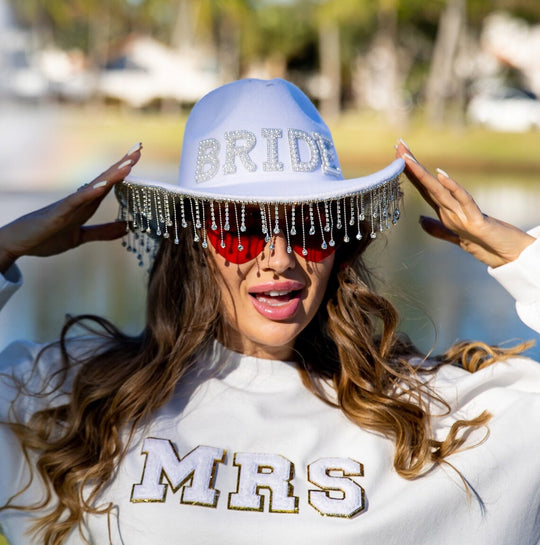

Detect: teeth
[264,290,291,296]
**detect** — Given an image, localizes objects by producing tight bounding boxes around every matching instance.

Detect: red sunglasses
[204,204,342,264]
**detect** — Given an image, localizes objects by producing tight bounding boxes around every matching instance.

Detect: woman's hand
[395,140,535,268]
[0,143,142,274]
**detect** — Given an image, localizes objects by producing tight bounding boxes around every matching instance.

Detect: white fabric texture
[124,79,405,203]
[1,242,540,544]
[0,264,22,311]
[489,226,540,334]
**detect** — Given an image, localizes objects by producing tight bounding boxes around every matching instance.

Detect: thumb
[419,216,460,245]
[79,221,127,244]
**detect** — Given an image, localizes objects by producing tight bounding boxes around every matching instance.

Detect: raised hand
[0,143,142,274]
[395,140,535,268]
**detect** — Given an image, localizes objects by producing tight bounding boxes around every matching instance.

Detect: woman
[0,79,539,545]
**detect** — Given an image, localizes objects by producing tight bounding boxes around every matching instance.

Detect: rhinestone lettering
[195,138,220,183]
[223,130,257,175]
[262,128,284,172]
[288,129,320,172]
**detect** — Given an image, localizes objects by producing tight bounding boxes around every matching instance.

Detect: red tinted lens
[206,227,336,264]
[205,206,337,264]
[289,205,337,262]
[291,239,336,262]
[205,206,267,264]
[206,227,266,264]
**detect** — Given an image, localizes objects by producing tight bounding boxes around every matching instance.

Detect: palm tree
[170,0,254,83]
[425,0,466,125]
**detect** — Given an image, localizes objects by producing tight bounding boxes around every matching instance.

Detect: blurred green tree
[167,0,255,81]
[7,0,540,114]
[425,0,466,125]
[314,0,374,117]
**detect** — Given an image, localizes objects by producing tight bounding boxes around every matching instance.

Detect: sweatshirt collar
[194,340,302,392]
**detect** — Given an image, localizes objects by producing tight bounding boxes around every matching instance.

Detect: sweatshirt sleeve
[488,226,540,334]
[0,337,48,512]
[0,264,22,310]
[0,337,90,516]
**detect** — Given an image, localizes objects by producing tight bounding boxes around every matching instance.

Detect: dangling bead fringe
[115,175,402,266]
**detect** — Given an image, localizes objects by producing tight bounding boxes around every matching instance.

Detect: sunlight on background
[1,0,539,359]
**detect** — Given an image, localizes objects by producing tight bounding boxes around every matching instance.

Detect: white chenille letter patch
[228,452,299,513]
[131,438,225,507]
[307,458,365,518]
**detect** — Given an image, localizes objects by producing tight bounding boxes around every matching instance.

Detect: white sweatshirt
[1,235,540,545]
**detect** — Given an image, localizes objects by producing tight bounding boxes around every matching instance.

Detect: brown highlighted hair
[1,221,531,545]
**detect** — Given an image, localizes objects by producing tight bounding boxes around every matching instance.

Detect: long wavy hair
[1,218,531,545]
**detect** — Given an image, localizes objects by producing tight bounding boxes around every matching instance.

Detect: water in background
[1,177,539,361]
[366,181,540,361]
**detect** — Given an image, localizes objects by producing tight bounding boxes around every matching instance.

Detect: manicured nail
[93,180,108,189]
[117,159,132,170]
[127,142,142,155]
[403,152,418,164]
[399,138,411,151]
[436,168,450,178]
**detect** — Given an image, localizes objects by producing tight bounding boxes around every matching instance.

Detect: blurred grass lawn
[59,105,540,184]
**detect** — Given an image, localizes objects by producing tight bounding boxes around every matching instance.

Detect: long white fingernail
[436,168,450,178]
[93,180,108,189]
[117,159,132,170]
[403,152,418,164]
[127,142,142,155]
[399,138,411,151]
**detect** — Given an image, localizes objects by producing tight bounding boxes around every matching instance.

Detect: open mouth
[248,282,304,319]
[249,289,303,307]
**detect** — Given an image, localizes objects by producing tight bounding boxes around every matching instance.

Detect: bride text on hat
[195,128,341,183]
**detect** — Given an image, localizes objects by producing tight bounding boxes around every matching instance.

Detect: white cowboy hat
[115,78,404,263]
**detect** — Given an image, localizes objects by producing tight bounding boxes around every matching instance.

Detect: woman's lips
[248,281,304,320]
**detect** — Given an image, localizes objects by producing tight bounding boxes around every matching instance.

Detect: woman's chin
[224,324,302,360]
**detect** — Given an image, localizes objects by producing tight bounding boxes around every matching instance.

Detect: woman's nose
[261,231,296,273]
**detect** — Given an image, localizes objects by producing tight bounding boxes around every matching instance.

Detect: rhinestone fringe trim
[115,176,402,267]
